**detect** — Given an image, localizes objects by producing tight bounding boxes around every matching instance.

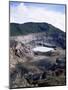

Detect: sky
[10,1,65,31]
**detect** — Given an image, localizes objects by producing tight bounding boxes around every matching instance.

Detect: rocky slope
[9,41,66,88]
[9,22,66,88]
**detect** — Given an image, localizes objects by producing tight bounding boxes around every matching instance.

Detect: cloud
[10,3,65,32]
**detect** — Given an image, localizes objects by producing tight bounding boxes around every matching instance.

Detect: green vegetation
[10,22,64,36]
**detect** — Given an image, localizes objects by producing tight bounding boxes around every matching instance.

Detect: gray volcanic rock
[9,22,66,88]
[9,41,34,72]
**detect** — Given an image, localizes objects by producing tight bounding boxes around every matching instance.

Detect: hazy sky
[10,1,65,31]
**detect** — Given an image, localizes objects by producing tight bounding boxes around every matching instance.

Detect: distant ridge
[10,22,64,36]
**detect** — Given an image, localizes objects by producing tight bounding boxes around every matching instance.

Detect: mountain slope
[10,22,66,49]
[10,22,64,36]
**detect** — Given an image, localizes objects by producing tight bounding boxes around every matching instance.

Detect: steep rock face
[10,41,34,70]
[10,32,65,49]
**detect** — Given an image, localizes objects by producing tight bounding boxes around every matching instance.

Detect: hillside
[10,22,66,49]
[10,22,64,36]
